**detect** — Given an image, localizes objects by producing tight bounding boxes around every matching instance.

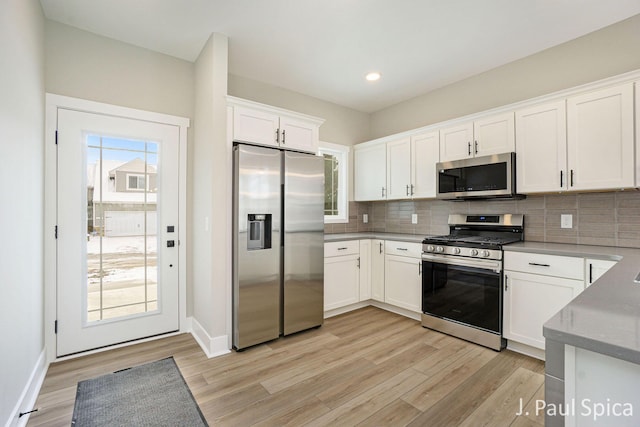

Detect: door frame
[44,94,189,363]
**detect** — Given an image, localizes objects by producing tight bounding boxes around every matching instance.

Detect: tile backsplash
[324,191,640,248]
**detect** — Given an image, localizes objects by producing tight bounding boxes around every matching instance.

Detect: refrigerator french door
[233,144,324,350]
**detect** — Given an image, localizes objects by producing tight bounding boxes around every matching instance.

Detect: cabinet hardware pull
[570,169,574,187]
[381,187,385,197]
[397,248,408,251]
[560,170,564,187]
[474,140,478,154]
[337,247,348,250]
[282,129,286,144]
[411,184,414,196]
[589,263,593,284]
[275,128,280,143]
[406,185,410,196]
[468,142,471,155]
[418,262,422,275]
[357,257,360,268]
[379,242,383,254]
[529,262,550,267]
[505,275,508,291]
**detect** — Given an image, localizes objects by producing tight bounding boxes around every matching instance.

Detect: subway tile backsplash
[324,191,640,248]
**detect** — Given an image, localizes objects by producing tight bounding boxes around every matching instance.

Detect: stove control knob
[427,245,435,252]
[452,247,461,254]
[436,246,444,253]
[470,249,479,256]
[481,250,491,257]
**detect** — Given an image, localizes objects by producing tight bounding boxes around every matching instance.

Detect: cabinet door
[384,254,421,312]
[474,112,515,157]
[324,254,360,311]
[439,122,473,162]
[354,143,387,201]
[515,101,567,193]
[371,240,385,302]
[567,83,634,191]
[279,115,319,154]
[359,240,371,301]
[233,106,279,147]
[585,258,617,287]
[503,271,582,350]
[411,131,439,198]
[386,138,411,200]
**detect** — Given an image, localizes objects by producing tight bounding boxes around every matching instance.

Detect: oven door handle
[421,253,502,273]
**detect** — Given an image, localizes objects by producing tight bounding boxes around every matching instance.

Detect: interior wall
[370,13,640,139]
[0,0,45,424]
[192,33,230,352]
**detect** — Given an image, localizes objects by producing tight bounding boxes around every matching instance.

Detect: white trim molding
[6,350,47,427]
[189,317,232,358]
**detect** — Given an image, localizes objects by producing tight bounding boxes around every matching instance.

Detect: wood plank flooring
[28,307,545,426]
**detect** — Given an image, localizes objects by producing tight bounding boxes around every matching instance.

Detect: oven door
[422,254,502,334]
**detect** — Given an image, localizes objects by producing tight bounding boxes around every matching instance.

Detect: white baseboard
[324,301,370,318]
[6,349,48,427]
[188,316,231,359]
[507,340,546,360]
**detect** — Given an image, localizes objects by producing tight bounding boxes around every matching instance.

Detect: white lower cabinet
[324,241,360,311]
[371,239,385,302]
[359,240,371,300]
[503,251,584,351]
[384,241,422,313]
[585,258,617,287]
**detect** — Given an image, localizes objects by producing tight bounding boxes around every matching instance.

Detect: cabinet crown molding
[226,95,325,126]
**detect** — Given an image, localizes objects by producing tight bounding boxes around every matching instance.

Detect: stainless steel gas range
[421,214,524,351]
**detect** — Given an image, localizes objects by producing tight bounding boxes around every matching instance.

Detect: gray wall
[0,0,45,423]
[370,14,640,139]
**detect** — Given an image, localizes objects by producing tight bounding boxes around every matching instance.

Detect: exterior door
[56,109,180,356]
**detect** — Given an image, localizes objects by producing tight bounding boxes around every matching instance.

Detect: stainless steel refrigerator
[233,143,324,350]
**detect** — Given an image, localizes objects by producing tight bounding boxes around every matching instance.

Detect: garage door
[104,211,157,236]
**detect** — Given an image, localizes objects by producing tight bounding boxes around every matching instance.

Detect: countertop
[324,232,425,244]
[505,242,640,365]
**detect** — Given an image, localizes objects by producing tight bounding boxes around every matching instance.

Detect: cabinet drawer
[385,241,421,258]
[325,240,360,257]
[504,251,583,280]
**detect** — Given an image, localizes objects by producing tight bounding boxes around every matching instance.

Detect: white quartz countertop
[505,242,640,365]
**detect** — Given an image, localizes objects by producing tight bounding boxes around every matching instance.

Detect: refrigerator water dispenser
[247,214,271,250]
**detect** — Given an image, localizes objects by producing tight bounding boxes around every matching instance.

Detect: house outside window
[319,142,349,223]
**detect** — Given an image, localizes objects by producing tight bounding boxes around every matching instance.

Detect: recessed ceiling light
[365,72,381,82]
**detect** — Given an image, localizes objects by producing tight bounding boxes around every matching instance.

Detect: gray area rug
[71,357,208,426]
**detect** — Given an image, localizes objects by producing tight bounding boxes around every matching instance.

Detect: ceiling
[39,1,640,113]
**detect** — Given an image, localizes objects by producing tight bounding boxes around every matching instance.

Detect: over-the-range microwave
[436,152,522,200]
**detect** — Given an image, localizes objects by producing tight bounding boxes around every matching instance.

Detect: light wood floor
[28,307,545,426]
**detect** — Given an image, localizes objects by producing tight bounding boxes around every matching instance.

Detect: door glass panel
[86,135,159,323]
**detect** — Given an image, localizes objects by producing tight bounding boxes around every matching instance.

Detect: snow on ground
[87,235,157,255]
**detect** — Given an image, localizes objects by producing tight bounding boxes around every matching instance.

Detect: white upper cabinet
[233,106,280,148]
[566,83,634,191]
[474,112,516,157]
[229,97,324,154]
[515,100,568,193]
[356,131,440,202]
[354,142,387,201]
[439,122,474,162]
[439,112,514,162]
[411,131,440,199]
[386,138,411,200]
